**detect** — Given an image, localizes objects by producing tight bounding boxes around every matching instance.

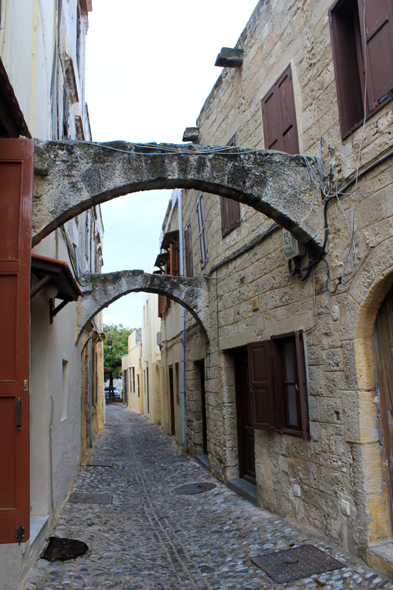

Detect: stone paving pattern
[24,406,393,590]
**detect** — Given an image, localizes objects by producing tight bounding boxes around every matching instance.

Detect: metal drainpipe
[178,190,186,449]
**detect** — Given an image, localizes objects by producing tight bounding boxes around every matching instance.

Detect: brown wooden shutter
[220,135,241,237]
[184,222,194,277]
[169,243,179,277]
[248,341,275,430]
[329,3,365,138]
[359,0,393,110]
[261,65,299,155]
[220,197,231,236]
[230,197,241,226]
[262,87,282,151]
[277,66,300,155]
[0,139,34,544]
[164,263,170,312]
[196,193,208,268]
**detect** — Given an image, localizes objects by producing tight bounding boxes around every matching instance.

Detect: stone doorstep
[227,478,258,506]
[30,515,50,546]
[366,541,393,580]
[195,455,258,506]
[196,454,209,470]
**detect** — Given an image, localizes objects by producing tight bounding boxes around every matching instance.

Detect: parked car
[104,386,122,400]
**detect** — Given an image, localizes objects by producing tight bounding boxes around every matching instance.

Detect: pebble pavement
[24,405,393,590]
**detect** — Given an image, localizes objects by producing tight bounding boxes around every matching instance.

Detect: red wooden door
[0,139,34,544]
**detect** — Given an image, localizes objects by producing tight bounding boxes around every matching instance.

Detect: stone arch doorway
[32,139,324,252]
[372,285,393,532]
[348,236,393,547]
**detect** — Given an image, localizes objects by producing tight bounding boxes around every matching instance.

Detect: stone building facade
[141,286,162,425]
[0,2,104,589]
[122,329,143,413]
[177,0,393,574]
[155,191,184,446]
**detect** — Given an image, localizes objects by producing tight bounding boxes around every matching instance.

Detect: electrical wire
[64,139,269,158]
[305,268,317,333]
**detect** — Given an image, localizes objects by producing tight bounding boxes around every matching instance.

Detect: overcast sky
[86,0,259,329]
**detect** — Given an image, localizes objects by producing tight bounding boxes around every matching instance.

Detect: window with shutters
[156,230,179,317]
[261,64,299,155]
[184,221,194,277]
[196,192,208,269]
[158,263,171,318]
[329,0,393,139]
[221,134,241,238]
[248,331,309,440]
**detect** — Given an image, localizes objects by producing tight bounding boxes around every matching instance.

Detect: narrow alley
[24,407,393,590]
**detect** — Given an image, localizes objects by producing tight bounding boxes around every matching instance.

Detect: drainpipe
[178,190,186,449]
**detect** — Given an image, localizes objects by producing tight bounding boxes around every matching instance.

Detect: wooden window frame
[248,331,309,440]
[184,221,194,277]
[196,192,208,269]
[221,134,241,238]
[261,64,300,155]
[329,0,393,139]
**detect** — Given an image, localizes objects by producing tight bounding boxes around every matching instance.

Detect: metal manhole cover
[69,492,113,505]
[172,482,216,495]
[42,537,88,561]
[162,455,188,464]
[251,545,344,584]
[86,460,113,467]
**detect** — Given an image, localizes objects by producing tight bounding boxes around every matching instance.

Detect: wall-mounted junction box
[283,229,306,260]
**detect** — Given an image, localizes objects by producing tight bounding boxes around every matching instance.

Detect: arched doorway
[372,285,393,530]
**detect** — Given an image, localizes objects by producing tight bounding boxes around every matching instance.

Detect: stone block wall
[180,0,393,560]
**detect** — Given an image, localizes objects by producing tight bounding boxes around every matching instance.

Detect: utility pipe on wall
[178,190,186,449]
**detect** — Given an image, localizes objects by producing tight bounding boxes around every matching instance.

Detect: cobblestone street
[24,406,393,590]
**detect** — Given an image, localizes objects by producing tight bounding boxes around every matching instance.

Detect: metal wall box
[283,229,305,259]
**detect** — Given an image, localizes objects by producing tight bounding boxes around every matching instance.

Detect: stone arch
[33,140,324,252]
[76,270,208,342]
[345,236,393,546]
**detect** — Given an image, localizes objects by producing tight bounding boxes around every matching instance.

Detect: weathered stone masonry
[177,0,393,575]
[76,270,209,341]
[32,140,323,251]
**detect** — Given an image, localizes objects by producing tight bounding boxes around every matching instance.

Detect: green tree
[103,324,134,398]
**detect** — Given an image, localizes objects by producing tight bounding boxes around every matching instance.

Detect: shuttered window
[248,341,275,430]
[261,64,299,155]
[158,263,171,318]
[330,0,393,139]
[196,192,208,269]
[184,222,194,277]
[169,243,179,277]
[248,331,309,440]
[221,134,241,237]
[157,234,179,318]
